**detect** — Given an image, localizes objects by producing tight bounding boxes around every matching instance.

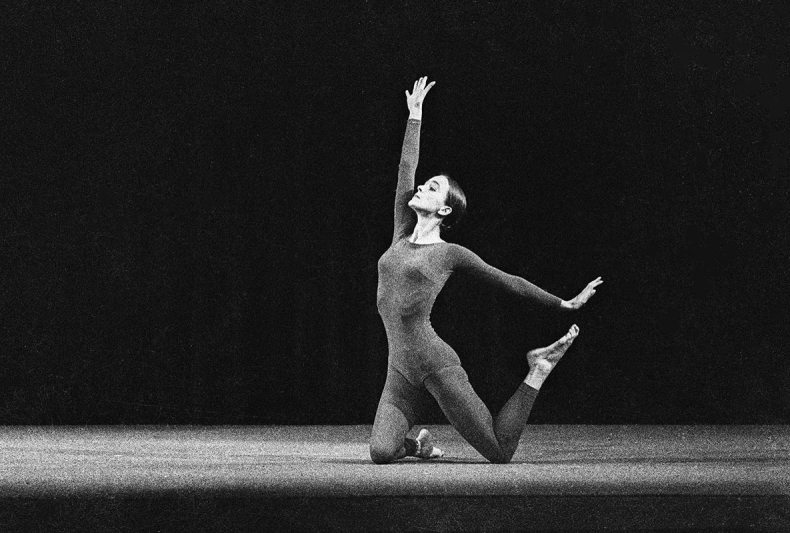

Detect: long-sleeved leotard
[376,118,563,386]
[371,118,565,464]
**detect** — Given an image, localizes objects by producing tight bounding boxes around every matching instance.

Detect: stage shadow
[317,455,781,465]
[318,457,497,465]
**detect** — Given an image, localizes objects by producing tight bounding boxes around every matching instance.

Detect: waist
[380,317,437,342]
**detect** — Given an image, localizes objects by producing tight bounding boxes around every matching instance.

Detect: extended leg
[369,366,431,464]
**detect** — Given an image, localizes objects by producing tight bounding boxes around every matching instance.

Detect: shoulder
[444,242,477,255]
[443,242,466,254]
[442,242,481,267]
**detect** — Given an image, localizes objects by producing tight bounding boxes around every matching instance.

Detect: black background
[6,1,789,423]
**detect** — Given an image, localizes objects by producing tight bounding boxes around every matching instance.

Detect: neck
[409,216,443,244]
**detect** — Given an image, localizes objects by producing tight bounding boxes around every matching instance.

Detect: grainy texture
[2,425,788,530]
[2,425,787,497]
[378,119,563,386]
[9,2,788,425]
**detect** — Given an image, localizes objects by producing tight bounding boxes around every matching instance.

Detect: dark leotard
[370,118,570,464]
[376,119,563,386]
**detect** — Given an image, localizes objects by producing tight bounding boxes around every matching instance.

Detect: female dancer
[371,77,603,464]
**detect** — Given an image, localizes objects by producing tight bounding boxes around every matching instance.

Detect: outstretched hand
[405,76,435,119]
[565,277,604,310]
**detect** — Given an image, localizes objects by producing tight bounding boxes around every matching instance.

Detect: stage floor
[2,425,788,530]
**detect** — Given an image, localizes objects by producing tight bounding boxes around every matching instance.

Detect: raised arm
[391,77,435,245]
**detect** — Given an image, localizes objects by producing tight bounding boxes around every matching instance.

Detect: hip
[387,337,461,387]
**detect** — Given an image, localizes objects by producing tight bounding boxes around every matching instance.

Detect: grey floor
[2,424,788,498]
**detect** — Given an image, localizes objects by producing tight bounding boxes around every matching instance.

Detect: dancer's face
[408,175,452,218]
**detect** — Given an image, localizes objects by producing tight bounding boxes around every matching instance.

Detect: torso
[376,237,460,384]
[376,237,451,322]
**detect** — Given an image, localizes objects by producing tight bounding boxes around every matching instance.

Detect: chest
[378,243,449,285]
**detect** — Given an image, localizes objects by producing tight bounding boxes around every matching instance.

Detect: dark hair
[439,174,467,232]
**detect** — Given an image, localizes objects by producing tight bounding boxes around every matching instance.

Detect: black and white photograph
[3,1,789,530]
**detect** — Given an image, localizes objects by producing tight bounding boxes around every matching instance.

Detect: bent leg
[369,366,430,464]
[494,380,539,460]
[370,401,412,464]
[424,366,538,464]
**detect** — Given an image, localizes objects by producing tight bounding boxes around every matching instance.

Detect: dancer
[370,77,603,464]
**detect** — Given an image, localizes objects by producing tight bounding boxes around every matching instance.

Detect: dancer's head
[439,174,466,232]
[408,174,467,232]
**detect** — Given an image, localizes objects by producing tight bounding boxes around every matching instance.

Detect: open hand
[405,76,435,118]
[566,277,604,310]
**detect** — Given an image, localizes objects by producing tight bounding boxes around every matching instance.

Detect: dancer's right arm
[392,77,435,245]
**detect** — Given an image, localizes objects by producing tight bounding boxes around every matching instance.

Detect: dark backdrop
[7,1,789,423]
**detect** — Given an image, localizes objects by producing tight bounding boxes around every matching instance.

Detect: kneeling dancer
[371,77,603,464]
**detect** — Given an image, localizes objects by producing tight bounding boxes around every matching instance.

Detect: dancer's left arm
[447,245,602,310]
[561,276,603,309]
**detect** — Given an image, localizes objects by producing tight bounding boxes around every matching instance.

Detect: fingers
[410,76,435,95]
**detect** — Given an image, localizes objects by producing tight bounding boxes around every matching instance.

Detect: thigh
[371,366,431,445]
[424,366,502,461]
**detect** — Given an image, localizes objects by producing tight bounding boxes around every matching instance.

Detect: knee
[369,443,397,465]
[484,449,514,464]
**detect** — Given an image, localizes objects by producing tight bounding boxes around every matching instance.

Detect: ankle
[524,366,550,390]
